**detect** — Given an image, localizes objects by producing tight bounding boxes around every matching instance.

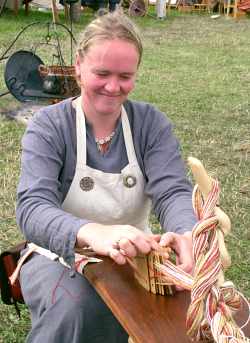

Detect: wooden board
[84,257,250,343]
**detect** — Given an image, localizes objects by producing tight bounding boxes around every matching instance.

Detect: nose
[104,77,120,94]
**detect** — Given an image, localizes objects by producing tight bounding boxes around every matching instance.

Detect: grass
[0,6,250,342]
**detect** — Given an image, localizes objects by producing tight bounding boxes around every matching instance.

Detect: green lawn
[0,7,250,342]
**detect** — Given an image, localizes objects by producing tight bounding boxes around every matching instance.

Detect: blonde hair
[77,9,143,66]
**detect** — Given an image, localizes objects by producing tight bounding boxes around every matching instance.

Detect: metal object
[123,175,137,188]
[0,21,77,102]
[42,75,62,95]
[80,177,95,191]
[4,50,45,102]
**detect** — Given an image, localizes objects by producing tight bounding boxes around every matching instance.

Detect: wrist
[76,223,94,248]
[183,230,193,242]
[76,222,106,248]
[183,230,192,237]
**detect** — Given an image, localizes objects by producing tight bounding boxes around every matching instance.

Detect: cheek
[82,74,104,91]
[122,79,136,94]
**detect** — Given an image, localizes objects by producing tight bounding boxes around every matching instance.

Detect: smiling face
[75,39,139,120]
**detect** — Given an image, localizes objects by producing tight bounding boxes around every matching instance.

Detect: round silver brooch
[80,177,94,191]
[123,175,137,188]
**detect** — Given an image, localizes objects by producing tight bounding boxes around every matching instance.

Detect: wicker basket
[38,65,80,97]
[128,0,148,16]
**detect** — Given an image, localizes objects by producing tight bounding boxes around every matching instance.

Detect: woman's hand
[76,223,160,264]
[159,231,194,290]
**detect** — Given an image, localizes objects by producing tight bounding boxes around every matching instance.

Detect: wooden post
[51,0,59,23]
[24,0,29,15]
[64,3,69,21]
[13,0,18,15]
[233,0,238,17]
[156,0,167,18]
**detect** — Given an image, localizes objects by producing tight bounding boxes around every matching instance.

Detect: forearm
[157,191,197,234]
[143,114,197,234]
[16,197,89,266]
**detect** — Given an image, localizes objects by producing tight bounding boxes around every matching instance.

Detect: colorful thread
[154,180,250,342]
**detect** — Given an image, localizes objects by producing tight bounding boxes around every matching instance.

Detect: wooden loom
[132,248,174,295]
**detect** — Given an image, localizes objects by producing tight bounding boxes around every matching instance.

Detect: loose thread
[51,266,87,304]
[150,177,250,342]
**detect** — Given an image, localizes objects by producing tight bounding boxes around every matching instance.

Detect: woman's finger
[159,232,177,248]
[118,238,137,258]
[108,247,127,265]
[132,236,152,254]
[121,230,151,255]
[150,234,161,242]
[149,234,161,250]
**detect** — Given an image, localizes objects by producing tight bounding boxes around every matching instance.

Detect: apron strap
[75,96,87,165]
[121,106,139,167]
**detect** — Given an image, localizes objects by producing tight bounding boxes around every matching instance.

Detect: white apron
[62,96,152,232]
[16,97,152,273]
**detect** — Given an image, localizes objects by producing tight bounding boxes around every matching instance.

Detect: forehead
[83,39,139,72]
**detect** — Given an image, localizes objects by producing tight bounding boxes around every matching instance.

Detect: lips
[99,92,122,98]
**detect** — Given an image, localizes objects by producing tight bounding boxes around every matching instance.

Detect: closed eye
[120,74,134,80]
[96,71,109,77]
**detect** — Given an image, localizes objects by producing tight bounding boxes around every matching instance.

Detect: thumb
[159,232,177,248]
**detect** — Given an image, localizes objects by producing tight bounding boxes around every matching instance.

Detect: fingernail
[120,249,126,256]
[151,242,159,250]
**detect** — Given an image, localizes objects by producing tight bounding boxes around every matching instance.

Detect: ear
[75,53,82,79]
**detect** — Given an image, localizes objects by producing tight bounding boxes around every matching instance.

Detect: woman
[17,10,197,343]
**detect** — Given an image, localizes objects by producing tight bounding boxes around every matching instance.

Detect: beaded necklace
[95,131,115,153]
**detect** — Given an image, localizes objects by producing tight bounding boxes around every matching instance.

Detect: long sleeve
[124,101,197,234]
[145,125,196,233]
[16,103,89,266]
